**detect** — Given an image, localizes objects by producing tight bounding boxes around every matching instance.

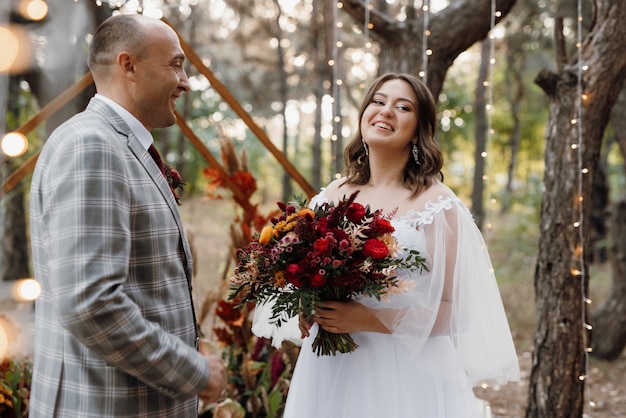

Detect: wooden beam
[162,18,317,199]
[174,110,256,214]
[4,22,318,200]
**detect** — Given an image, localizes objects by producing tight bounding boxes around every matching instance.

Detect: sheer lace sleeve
[445,198,520,386]
[362,196,520,387]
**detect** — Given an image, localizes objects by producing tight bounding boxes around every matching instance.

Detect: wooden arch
[2,18,316,202]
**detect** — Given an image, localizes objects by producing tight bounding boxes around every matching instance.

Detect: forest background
[1,0,626,417]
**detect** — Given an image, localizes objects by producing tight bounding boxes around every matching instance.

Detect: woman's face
[360,78,418,154]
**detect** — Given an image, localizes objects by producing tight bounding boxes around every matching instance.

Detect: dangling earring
[412,141,421,165]
[362,138,369,156]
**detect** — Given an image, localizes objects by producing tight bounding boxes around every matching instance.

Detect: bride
[253,72,520,418]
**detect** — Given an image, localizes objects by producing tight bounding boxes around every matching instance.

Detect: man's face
[133,23,189,131]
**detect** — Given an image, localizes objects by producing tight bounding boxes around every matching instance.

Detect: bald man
[29,14,226,417]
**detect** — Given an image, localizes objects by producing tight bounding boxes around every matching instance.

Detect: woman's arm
[300,300,391,337]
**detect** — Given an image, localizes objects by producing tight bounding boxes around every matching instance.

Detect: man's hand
[198,343,228,403]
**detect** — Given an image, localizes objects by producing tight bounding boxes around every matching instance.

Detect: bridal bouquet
[229,191,428,356]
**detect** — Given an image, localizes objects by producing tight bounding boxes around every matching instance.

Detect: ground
[2,196,625,417]
[474,350,626,417]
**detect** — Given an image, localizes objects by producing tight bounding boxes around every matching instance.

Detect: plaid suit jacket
[29,97,208,417]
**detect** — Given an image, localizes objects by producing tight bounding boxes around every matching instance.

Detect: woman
[255,73,520,417]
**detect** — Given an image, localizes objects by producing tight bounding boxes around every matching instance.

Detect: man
[29,13,227,417]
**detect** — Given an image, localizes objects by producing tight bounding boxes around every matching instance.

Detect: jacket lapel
[87,97,195,281]
[128,132,195,282]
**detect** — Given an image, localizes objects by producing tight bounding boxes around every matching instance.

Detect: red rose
[311,272,326,287]
[370,218,394,236]
[313,237,331,255]
[346,202,366,223]
[285,264,303,287]
[316,217,329,234]
[363,238,389,259]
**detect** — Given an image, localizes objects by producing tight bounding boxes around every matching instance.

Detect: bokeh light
[13,278,42,302]
[18,0,49,21]
[1,132,29,157]
[0,316,12,360]
[0,26,19,72]
[0,25,33,73]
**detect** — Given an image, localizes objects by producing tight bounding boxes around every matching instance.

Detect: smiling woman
[249,73,520,418]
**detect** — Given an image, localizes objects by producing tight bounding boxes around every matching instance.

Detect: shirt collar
[95,94,154,151]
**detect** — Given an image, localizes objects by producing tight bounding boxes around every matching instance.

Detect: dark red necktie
[148,144,166,177]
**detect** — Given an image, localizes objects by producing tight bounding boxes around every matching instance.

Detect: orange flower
[274,271,286,287]
[259,225,274,245]
[297,208,315,220]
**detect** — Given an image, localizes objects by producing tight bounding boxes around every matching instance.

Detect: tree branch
[555,17,567,70]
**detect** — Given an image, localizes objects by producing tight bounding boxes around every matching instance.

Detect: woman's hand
[312,300,390,334]
[298,312,313,339]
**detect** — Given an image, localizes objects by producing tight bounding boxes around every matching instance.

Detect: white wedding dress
[253,186,520,418]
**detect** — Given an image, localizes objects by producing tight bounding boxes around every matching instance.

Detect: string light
[364,0,370,48]
[483,0,496,234]
[330,1,342,177]
[575,0,593,412]
[420,0,430,82]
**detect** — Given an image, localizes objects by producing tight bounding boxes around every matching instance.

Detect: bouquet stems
[312,328,359,356]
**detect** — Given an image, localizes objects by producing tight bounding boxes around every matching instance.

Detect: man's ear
[117,52,137,78]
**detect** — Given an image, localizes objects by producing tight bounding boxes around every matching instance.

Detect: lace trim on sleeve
[403,195,470,228]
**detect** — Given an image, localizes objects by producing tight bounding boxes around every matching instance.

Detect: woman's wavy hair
[343,73,443,198]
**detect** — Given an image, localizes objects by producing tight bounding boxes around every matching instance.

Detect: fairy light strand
[420,0,430,83]
[481,0,496,236]
[364,0,370,48]
[574,0,593,412]
[331,1,341,177]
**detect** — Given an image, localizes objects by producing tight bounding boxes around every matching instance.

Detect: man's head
[88,14,190,130]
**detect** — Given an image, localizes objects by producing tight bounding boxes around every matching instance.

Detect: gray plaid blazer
[29,97,208,417]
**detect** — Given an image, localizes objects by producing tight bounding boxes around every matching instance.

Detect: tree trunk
[471,38,490,230]
[309,0,323,191]
[588,83,626,358]
[612,85,626,169]
[272,1,293,202]
[501,20,525,214]
[587,162,608,264]
[528,1,626,416]
[589,197,626,360]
